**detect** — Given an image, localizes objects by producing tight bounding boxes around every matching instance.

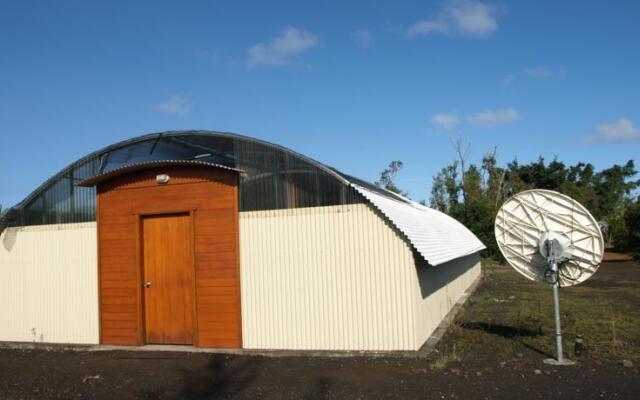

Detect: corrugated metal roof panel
[353,184,486,266]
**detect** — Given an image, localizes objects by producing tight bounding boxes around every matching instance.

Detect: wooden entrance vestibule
[89,163,242,348]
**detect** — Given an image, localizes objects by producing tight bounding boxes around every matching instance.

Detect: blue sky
[1,0,639,208]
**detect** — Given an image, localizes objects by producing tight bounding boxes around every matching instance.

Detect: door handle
[143,281,152,288]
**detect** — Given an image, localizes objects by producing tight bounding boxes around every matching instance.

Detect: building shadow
[180,356,261,399]
[460,322,554,358]
[302,376,332,400]
[136,355,263,400]
[460,322,542,338]
[520,341,554,358]
[414,252,479,299]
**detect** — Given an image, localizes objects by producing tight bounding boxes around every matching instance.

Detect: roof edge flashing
[352,184,486,266]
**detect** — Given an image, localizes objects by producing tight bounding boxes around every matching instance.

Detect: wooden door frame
[135,209,198,346]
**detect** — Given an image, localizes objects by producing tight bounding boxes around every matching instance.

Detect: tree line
[376,143,640,259]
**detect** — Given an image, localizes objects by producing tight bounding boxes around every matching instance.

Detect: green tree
[593,161,639,219]
[450,199,499,259]
[429,147,639,258]
[620,199,640,255]
[462,164,482,203]
[376,160,407,196]
[430,173,448,212]
[430,162,459,213]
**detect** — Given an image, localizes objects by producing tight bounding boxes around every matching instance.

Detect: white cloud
[431,113,460,131]
[408,0,499,38]
[154,96,191,115]
[585,118,640,143]
[248,27,319,68]
[431,108,519,130]
[449,0,498,35]
[466,107,520,127]
[503,67,565,86]
[354,29,372,49]
[408,20,450,36]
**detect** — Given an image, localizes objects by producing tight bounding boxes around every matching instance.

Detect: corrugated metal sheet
[353,185,486,266]
[0,222,99,344]
[0,202,482,350]
[239,203,483,351]
[239,204,418,351]
[412,254,481,346]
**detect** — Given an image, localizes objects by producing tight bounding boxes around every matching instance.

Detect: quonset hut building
[0,131,484,351]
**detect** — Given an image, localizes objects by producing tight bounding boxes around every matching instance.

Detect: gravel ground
[1,256,638,399]
[0,348,638,399]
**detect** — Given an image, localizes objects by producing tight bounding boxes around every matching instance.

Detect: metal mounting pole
[551,262,564,362]
[543,239,575,366]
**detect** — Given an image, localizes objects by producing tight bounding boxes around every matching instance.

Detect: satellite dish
[495,189,605,365]
[496,189,604,287]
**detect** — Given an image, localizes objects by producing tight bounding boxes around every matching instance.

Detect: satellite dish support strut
[543,238,575,366]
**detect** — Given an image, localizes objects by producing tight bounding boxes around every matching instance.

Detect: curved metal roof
[1,130,484,265]
[11,130,354,210]
[354,185,486,266]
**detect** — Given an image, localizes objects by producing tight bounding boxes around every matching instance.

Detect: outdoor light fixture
[156,174,170,184]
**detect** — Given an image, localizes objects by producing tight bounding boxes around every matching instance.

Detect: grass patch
[430,343,460,369]
[435,257,640,365]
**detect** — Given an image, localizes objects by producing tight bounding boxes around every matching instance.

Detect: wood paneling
[97,166,241,348]
[142,213,194,345]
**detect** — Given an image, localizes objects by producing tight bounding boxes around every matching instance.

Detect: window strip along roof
[12,130,352,210]
[0,130,486,265]
[78,160,242,186]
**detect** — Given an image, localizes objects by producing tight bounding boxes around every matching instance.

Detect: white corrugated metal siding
[239,203,482,351]
[412,253,481,346]
[353,185,486,266]
[239,204,418,351]
[0,204,481,350]
[0,222,99,344]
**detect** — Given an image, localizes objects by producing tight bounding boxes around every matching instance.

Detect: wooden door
[142,213,194,345]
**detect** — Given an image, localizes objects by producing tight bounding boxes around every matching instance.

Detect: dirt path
[0,348,638,399]
[1,257,638,399]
